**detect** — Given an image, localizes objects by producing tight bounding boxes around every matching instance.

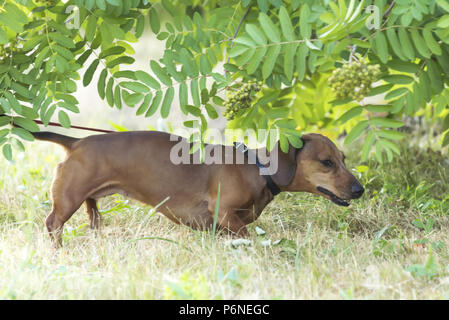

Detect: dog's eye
[320,159,334,168]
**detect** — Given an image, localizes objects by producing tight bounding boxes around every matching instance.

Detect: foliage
[0,0,449,160]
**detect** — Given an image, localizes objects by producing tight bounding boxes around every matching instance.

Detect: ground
[0,134,448,299]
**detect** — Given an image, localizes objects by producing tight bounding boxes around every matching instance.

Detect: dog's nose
[351,183,364,199]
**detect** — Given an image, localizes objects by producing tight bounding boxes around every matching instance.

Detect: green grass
[0,134,448,299]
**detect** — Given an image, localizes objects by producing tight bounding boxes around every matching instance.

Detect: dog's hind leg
[85,198,100,229]
[46,199,84,248]
[45,161,91,247]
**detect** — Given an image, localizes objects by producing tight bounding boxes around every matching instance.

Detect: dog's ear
[271,142,299,187]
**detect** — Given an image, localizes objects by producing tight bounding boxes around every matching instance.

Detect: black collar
[234,142,281,196]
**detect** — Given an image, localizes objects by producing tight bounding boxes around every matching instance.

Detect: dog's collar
[233,142,281,196]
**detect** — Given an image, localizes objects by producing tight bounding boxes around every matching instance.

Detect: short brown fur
[33,131,363,247]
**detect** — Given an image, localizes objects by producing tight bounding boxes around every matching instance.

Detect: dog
[31,130,364,246]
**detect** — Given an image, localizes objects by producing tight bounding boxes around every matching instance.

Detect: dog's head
[272,133,364,206]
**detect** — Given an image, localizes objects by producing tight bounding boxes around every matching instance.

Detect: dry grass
[0,136,448,299]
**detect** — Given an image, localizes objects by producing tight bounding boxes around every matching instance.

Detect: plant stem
[226,6,251,65]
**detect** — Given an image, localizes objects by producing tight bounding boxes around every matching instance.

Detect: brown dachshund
[31,131,364,246]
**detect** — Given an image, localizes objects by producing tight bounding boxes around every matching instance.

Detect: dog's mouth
[317,186,350,207]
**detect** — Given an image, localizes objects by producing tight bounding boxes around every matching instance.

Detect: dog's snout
[351,183,364,199]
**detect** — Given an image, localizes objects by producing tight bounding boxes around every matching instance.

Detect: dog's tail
[32,132,78,151]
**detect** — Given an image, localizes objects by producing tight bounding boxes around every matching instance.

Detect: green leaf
[423,27,442,56]
[336,106,363,124]
[283,44,296,81]
[96,0,106,10]
[58,110,71,129]
[365,104,392,113]
[379,138,400,156]
[300,4,311,39]
[410,29,431,59]
[106,78,114,107]
[190,79,200,107]
[124,93,144,106]
[437,0,449,12]
[4,92,22,114]
[106,0,120,6]
[233,36,256,47]
[235,47,256,66]
[247,47,267,74]
[374,32,389,63]
[83,59,100,87]
[369,117,403,128]
[205,103,218,119]
[229,45,248,58]
[149,8,160,33]
[76,49,93,65]
[2,144,12,161]
[257,0,269,12]
[160,87,174,118]
[361,131,375,161]
[0,128,8,139]
[135,14,145,38]
[55,93,79,106]
[287,134,303,148]
[52,45,74,60]
[245,24,267,46]
[120,81,149,93]
[136,93,152,116]
[98,69,107,99]
[4,2,28,24]
[179,82,188,114]
[386,60,420,73]
[200,55,212,75]
[386,29,405,60]
[262,45,281,79]
[0,28,8,45]
[378,129,404,140]
[398,28,415,60]
[344,120,369,145]
[0,10,23,33]
[442,129,449,147]
[382,74,414,84]
[99,46,126,59]
[85,15,97,42]
[296,43,308,81]
[437,15,449,28]
[11,127,34,141]
[106,56,135,68]
[259,12,280,43]
[279,134,289,153]
[0,116,10,126]
[48,33,75,48]
[279,6,295,41]
[150,60,172,86]
[146,91,162,117]
[42,105,56,125]
[114,86,122,109]
[385,87,409,100]
[114,71,137,80]
[135,71,160,90]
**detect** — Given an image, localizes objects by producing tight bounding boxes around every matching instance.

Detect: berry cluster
[223,80,262,120]
[329,60,381,101]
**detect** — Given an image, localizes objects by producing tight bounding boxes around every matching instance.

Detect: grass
[0,133,448,299]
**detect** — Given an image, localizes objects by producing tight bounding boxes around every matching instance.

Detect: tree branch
[226,6,251,65]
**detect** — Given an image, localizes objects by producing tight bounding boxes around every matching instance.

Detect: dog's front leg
[214,207,248,237]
